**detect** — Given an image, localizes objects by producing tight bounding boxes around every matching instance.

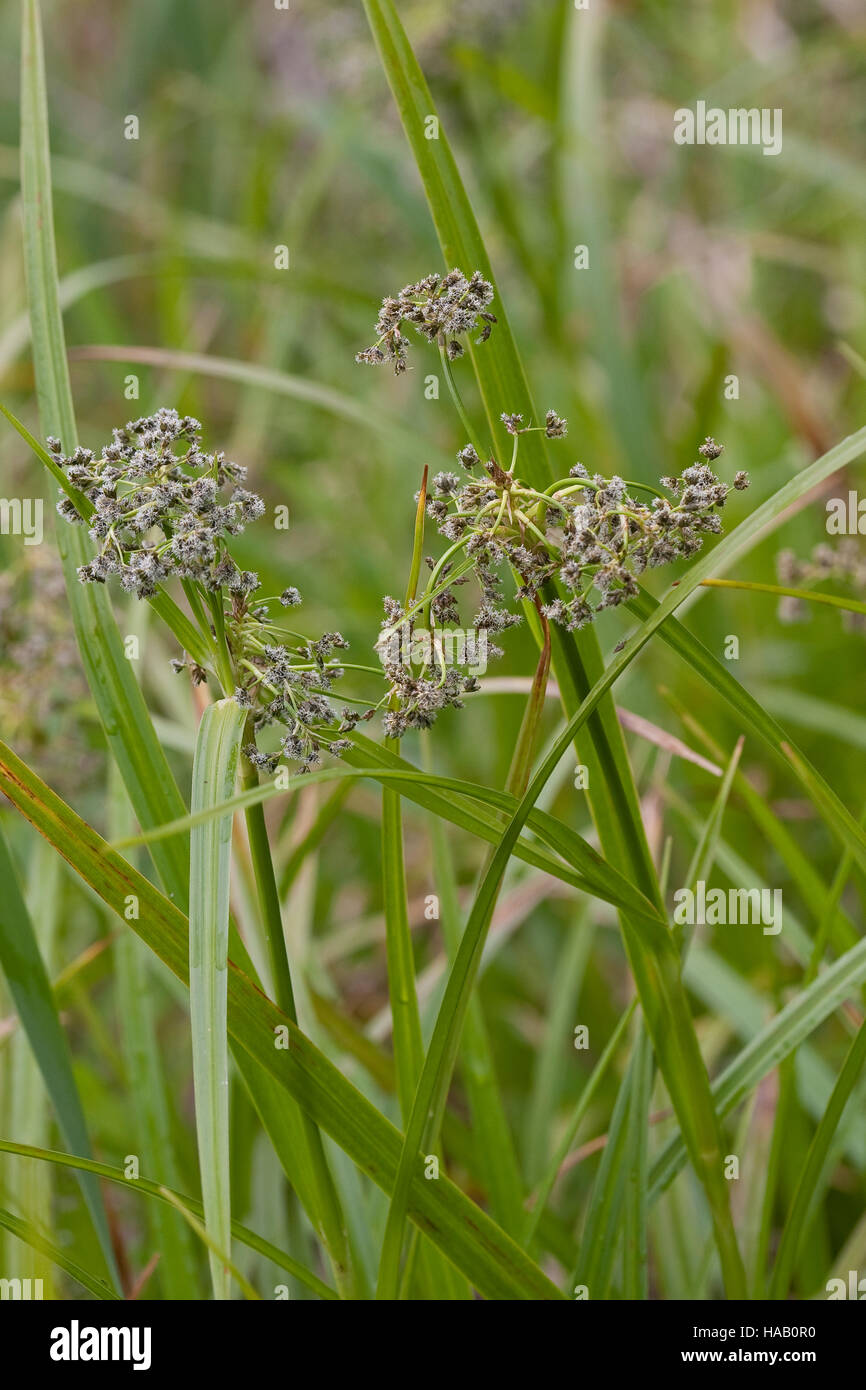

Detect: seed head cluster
[776,540,866,632]
[354,274,747,732]
[375,592,491,739]
[236,615,356,775]
[355,269,496,373]
[52,408,354,773]
[425,429,748,633]
[51,408,263,599]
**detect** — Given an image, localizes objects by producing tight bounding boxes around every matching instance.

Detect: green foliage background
[0,0,865,1300]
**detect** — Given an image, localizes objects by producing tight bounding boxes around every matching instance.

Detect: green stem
[522,1000,637,1249]
[700,577,866,617]
[237,740,355,1297]
[439,341,486,459]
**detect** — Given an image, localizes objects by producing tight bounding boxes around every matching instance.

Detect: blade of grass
[622,1028,653,1299]
[628,583,866,875]
[0,1205,119,1300]
[3,836,59,1297]
[574,740,743,1297]
[0,822,119,1288]
[112,759,669,927]
[700,576,866,619]
[523,907,596,1188]
[189,698,246,1299]
[383,477,426,1126]
[234,730,355,1299]
[159,1188,261,1301]
[769,1020,866,1300]
[109,760,200,1300]
[0,739,564,1300]
[572,1024,646,1299]
[661,689,860,959]
[0,1141,338,1299]
[650,931,866,1199]
[372,697,747,1296]
[17,0,358,1292]
[427,807,526,1238]
[523,1001,636,1250]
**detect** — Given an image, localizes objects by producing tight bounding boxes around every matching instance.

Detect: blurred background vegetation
[1,0,865,1297]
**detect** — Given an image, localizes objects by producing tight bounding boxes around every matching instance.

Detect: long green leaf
[189,699,246,1298]
[17,0,354,1287]
[360,0,747,1296]
[630,589,866,875]
[523,1001,636,1250]
[769,1016,866,1300]
[0,822,119,1288]
[0,739,564,1300]
[20,0,192,900]
[650,932,866,1198]
[113,759,668,928]
[572,1029,641,1299]
[0,1139,338,1299]
[109,748,201,1300]
[0,1205,119,1301]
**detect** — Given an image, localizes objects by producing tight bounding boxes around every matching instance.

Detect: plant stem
[439,341,486,459]
[700,576,866,617]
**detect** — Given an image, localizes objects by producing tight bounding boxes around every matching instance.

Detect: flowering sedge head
[422,427,748,634]
[355,268,497,373]
[51,408,354,774]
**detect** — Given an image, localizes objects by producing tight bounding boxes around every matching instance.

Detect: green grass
[1,0,865,1303]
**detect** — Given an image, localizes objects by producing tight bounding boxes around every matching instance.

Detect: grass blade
[572,1029,641,1299]
[0,1139,339,1300]
[622,1029,653,1299]
[769,1017,866,1299]
[0,822,119,1288]
[189,698,246,1298]
[113,757,668,926]
[628,584,866,875]
[381,789,425,1119]
[159,1188,261,1301]
[524,1001,636,1249]
[20,0,190,907]
[430,810,526,1238]
[0,1205,119,1300]
[109,760,200,1300]
[650,932,866,1198]
[0,738,564,1300]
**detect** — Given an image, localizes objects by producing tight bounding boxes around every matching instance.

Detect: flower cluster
[355,268,496,373]
[235,609,357,775]
[52,408,357,773]
[51,407,263,599]
[776,540,866,632]
[0,548,98,794]
[423,430,748,633]
[374,591,493,739]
